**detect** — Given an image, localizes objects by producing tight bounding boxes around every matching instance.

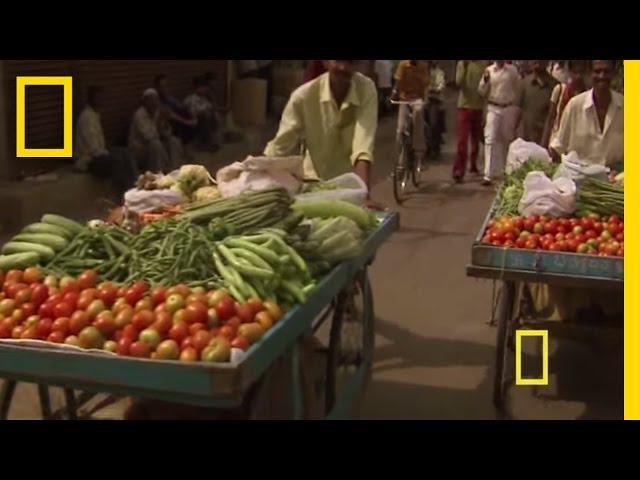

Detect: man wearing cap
[128,88,184,173]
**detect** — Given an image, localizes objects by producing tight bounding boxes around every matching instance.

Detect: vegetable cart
[466,202,623,411]
[0,211,398,420]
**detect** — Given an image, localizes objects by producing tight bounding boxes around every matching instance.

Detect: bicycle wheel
[392,137,411,205]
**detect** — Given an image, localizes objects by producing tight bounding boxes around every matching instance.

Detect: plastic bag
[295,173,368,206]
[216,155,303,198]
[552,151,610,185]
[518,171,576,218]
[506,138,552,175]
[124,188,184,214]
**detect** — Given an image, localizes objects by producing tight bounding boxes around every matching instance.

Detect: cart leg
[0,380,17,420]
[64,389,78,420]
[37,384,53,419]
[493,281,516,410]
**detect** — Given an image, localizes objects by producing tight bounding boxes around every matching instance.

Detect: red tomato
[186,293,208,306]
[523,218,535,232]
[52,301,73,319]
[504,232,516,242]
[0,324,11,339]
[62,292,79,309]
[22,267,42,284]
[543,222,556,235]
[556,241,567,252]
[491,240,502,246]
[556,225,568,234]
[618,248,624,257]
[117,286,127,298]
[12,325,24,339]
[566,239,579,252]
[5,270,24,284]
[52,317,70,335]
[77,270,98,290]
[235,304,254,323]
[219,325,236,339]
[122,324,139,341]
[554,233,565,242]
[616,232,624,242]
[21,302,36,318]
[69,311,90,335]
[4,283,26,299]
[181,336,195,351]
[246,297,264,315]
[169,322,189,343]
[226,316,242,329]
[129,341,151,358]
[150,287,167,306]
[192,330,212,352]
[97,285,118,307]
[482,234,492,244]
[490,230,505,242]
[152,311,173,335]
[124,288,143,307]
[503,240,516,248]
[581,218,594,231]
[609,214,621,224]
[608,223,623,236]
[584,230,598,240]
[116,337,133,356]
[94,311,117,336]
[184,302,207,324]
[180,347,198,362]
[605,244,618,256]
[60,280,80,295]
[36,318,53,339]
[20,326,38,340]
[154,303,168,315]
[30,284,49,307]
[14,287,32,305]
[215,297,236,321]
[132,310,154,330]
[515,237,527,249]
[189,322,206,336]
[514,218,525,231]
[231,336,250,351]
[38,302,55,320]
[131,281,149,295]
[593,222,604,234]
[47,331,65,344]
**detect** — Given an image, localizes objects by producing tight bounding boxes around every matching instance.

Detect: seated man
[392,60,430,163]
[264,60,380,208]
[128,89,183,173]
[74,86,138,200]
[154,74,197,144]
[184,75,220,152]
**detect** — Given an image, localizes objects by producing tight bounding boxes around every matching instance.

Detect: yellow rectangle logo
[16,76,73,158]
[515,330,549,386]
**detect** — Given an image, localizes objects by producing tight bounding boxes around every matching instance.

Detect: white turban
[142,88,159,99]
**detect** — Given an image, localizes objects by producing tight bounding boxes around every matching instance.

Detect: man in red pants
[452,60,487,183]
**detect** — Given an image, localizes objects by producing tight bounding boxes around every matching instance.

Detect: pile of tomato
[0,268,284,363]
[482,213,624,257]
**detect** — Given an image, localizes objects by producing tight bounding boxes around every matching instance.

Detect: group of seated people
[74,72,224,200]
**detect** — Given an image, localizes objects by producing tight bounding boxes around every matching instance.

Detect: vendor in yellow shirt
[264,60,380,208]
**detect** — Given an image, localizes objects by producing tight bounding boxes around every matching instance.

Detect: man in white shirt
[128,89,183,173]
[374,60,394,116]
[426,60,447,157]
[550,60,623,169]
[478,60,522,185]
[75,86,138,199]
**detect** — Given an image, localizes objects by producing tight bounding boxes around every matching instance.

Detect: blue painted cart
[0,212,399,420]
[466,203,623,412]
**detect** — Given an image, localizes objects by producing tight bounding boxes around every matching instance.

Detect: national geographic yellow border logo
[515,330,549,386]
[16,76,73,158]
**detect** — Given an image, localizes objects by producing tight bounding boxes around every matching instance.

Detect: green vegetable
[576,176,624,217]
[0,252,40,270]
[12,233,68,252]
[2,242,56,262]
[292,200,374,230]
[22,222,73,240]
[41,214,84,235]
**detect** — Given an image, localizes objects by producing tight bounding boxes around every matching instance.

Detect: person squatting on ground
[74,86,138,200]
[128,89,184,173]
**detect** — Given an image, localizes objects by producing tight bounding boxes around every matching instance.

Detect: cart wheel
[393,138,412,205]
[493,281,516,410]
[325,270,374,416]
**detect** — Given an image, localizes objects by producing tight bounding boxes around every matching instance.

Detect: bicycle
[389,98,429,204]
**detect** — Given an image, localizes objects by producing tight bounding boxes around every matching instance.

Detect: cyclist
[426,60,446,157]
[391,60,430,165]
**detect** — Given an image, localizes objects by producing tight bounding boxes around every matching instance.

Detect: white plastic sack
[124,188,184,214]
[552,151,610,184]
[505,138,552,175]
[216,155,303,198]
[295,173,368,206]
[518,171,576,218]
